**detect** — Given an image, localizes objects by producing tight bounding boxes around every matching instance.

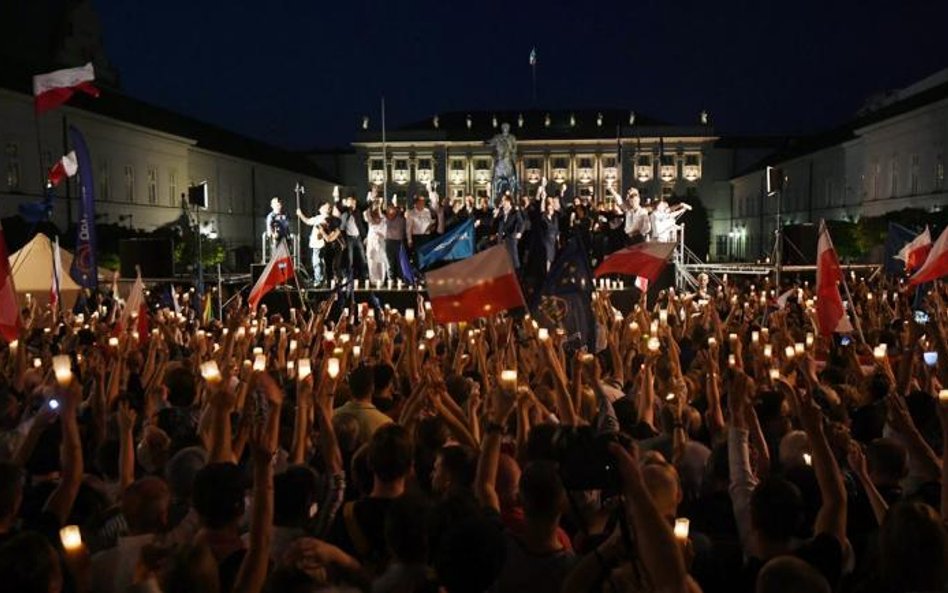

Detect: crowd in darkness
[0,270,946,593]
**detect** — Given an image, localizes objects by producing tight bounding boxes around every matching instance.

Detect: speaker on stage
[120,238,174,278]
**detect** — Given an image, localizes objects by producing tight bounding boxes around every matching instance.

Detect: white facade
[727,71,948,261]
[0,88,335,263]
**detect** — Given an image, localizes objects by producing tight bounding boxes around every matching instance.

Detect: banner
[68,126,98,290]
[417,219,474,269]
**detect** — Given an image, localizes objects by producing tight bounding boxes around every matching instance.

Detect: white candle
[200,360,222,384]
[938,389,948,402]
[727,354,736,367]
[108,337,119,349]
[327,357,340,379]
[707,336,717,347]
[769,368,780,380]
[674,518,690,540]
[805,332,814,348]
[802,453,812,466]
[785,346,796,360]
[751,331,759,344]
[404,309,415,323]
[352,345,362,359]
[52,354,72,387]
[763,344,773,358]
[33,357,42,368]
[647,337,660,352]
[659,309,668,325]
[59,525,82,551]
[340,333,351,344]
[538,328,550,342]
[500,369,518,391]
[425,329,435,340]
[253,354,266,371]
[794,343,805,356]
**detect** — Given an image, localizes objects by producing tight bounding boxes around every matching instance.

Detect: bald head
[757,556,830,593]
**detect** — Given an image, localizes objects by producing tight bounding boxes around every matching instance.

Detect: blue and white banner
[417,219,475,269]
[68,125,98,289]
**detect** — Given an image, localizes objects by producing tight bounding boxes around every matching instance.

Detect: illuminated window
[889,156,898,197]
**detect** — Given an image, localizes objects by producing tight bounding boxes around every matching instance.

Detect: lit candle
[340,333,351,344]
[769,368,780,380]
[751,331,759,344]
[33,357,42,368]
[327,357,340,379]
[324,331,335,343]
[297,358,311,380]
[938,389,948,402]
[52,354,72,387]
[647,337,661,352]
[794,343,805,356]
[425,329,435,340]
[200,360,222,384]
[665,392,676,401]
[805,332,814,348]
[253,346,263,356]
[9,340,18,354]
[289,339,298,354]
[581,353,594,364]
[538,328,550,342]
[785,346,796,360]
[802,453,812,466]
[728,333,738,343]
[873,345,887,361]
[659,309,668,325]
[674,518,690,541]
[763,344,772,358]
[352,345,362,359]
[650,320,659,335]
[727,354,736,367]
[707,336,717,347]
[59,525,83,552]
[253,354,266,371]
[404,309,415,323]
[629,321,639,333]
[108,337,119,349]
[760,328,769,341]
[500,369,518,391]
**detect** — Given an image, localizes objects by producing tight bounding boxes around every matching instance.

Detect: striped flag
[425,244,525,323]
[33,63,99,115]
[249,241,294,310]
[816,220,854,336]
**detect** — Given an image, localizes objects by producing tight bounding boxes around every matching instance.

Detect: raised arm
[44,382,84,525]
[474,385,516,512]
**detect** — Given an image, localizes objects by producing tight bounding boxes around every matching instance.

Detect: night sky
[96,0,948,150]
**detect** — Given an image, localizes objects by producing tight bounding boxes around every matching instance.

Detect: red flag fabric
[634,276,649,292]
[114,272,145,335]
[249,241,295,310]
[594,242,676,281]
[0,222,21,342]
[908,225,948,286]
[47,151,78,187]
[33,63,99,115]
[816,220,853,336]
[425,244,525,323]
[896,226,932,274]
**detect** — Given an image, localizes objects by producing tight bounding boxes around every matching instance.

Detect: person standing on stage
[363,194,388,284]
[297,202,332,286]
[622,188,651,244]
[495,193,525,269]
[384,202,406,281]
[265,196,289,254]
[406,194,434,260]
[538,184,560,271]
[473,195,493,251]
[339,193,369,281]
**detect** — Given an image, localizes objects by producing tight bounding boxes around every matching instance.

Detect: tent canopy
[7,233,107,306]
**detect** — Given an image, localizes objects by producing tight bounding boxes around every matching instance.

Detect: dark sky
[96,0,948,150]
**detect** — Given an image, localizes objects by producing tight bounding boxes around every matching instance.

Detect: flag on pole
[116,271,145,334]
[594,241,677,281]
[815,220,854,336]
[33,63,99,115]
[884,222,918,275]
[0,222,21,342]
[908,225,948,286]
[50,236,64,316]
[69,126,98,290]
[896,225,933,274]
[425,244,525,323]
[529,47,537,66]
[417,219,475,269]
[248,241,295,309]
[47,151,78,188]
[533,237,597,352]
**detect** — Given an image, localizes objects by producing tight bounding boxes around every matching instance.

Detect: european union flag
[417,219,475,269]
[884,222,917,276]
[532,237,597,353]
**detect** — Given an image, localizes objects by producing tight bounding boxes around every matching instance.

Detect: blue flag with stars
[531,237,597,353]
[417,219,475,269]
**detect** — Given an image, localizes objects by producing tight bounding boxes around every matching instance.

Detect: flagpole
[381,96,388,207]
[840,274,866,345]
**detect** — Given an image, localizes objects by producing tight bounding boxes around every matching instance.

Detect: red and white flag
[50,236,64,315]
[815,220,853,336]
[908,225,948,286]
[898,226,933,275]
[33,63,99,115]
[115,271,147,335]
[249,241,295,310]
[594,242,676,281]
[425,244,525,323]
[0,222,21,342]
[47,151,78,188]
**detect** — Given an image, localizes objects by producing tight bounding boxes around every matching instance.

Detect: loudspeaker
[766,166,784,195]
[782,224,817,265]
[120,238,174,278]
[188,183,208,209]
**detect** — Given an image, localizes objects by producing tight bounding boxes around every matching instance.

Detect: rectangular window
[910,154,919,195]
[394,159,408,170]
[417,158,432,170]
[602,157,617,168]
[5,143,20,191]
[936,154,945,191]
[525,158,541,170]
[553,157,568,169]
[889,156,898,197]
[124,165,134,201]
[99,161,110,200]
[147,167,158,204]
[450,159,465,170]
[578,157,593,169]
[168,169,178,205]
[371,159,384,171]
[475,159,490,170]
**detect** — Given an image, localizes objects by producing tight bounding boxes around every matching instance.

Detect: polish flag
[249,241,295,310]
[425,244,525,323]
[47,151,78,188]
[0,222,21,342]
[594,242,676,281]
[115,271,147,335]
[33,63,99,115]
[897,226,933,274]
[634,276,649,292]
[908,225,948,286]
[815,220,853,336]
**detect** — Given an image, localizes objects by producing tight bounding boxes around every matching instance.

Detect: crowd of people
[267,181,692,287]
[0,267,947,593]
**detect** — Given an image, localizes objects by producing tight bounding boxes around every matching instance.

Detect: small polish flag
[33,63,99,115]
[815,220,853,336]
[47,151,78,188]
[115,270,146,335]
[594,242,676,282]
[896,226,932,274]
[634,276,649,292]
[0,222,21,342]
[425,244,525,323]
[249,241,295,310]
[908,225,948,286]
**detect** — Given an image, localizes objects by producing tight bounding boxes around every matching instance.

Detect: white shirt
[91,533,155,593]
[406,207,434,238]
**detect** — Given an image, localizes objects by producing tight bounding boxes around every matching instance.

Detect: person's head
[347,363,375,402]
[867,438,909,487]
[372,362,396,398]
[879,501,948,592]
[756,556,830,593]
[431,445,476,496]
[273,465,319,528]
[750,476,804,544]
[164,365,197,408]
[123,477,171,535]
[642,462,681,521]
[464,194,474,207]
[0,462,24,528]
[629,188,641,208]
[333,414,362,453]
[414,196,426,210]
[0,532,63,593]
[318,202,331,216]
[164,446,207,503]
[519,461,566,524]
[345,193,357,208]
[500,122,510,135]
[270,197,282,213]
[386,205,397,219]
[191,462,246,530]
[501,194,513,211]
[777,430,810,470]
[368,424,413,487]
[137,426,172,475]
